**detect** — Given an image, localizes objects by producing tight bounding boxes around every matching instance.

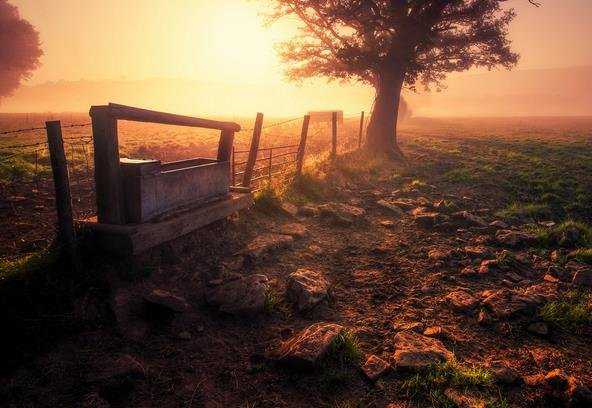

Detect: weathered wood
[242,112,264,187]
[91,103,241,132]
[217,129,235,163]
[331,111,338,158]
[90,106,126,224]
[358,111,365,148]
[296,115,310,176]
[45,121,76,258]
[80,192,253,255]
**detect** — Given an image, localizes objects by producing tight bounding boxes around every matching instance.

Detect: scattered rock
[269,322,344,368]
[298,205,319,217]
[376,199,405,216]
[544,369,570,392]
[567,377,592,406]
[244,233,293,259]
[308,244,324,255]
[478,259,499,274]
[143,289,189,313]
[379,220,396,228]
[287,268,330,311]
[481,289,529,318]
[205,275,269,316]
[490,220,509,229]
[452,211,488,227]
[390,199,416,211]
[443,388,486,408]
[446,290,478,312]
[393,322,425,333]
[495,230,537,248]
[423,326,447,339]
[392,331,453,370]
[278,223,308,239]
[111,288,149,341]
[490,364,521,385]
[280,202,298,217]
[527,322,549,336]
[361,354,391,381]
[477,309,493,325]
[572,269,592,287]
[464,245,491,258]
[88,354,146,384]
[319,203,366,226]
[428,248,454,262]
[412,209,448,228]
[460,266,478,276]
[82,392,110,408]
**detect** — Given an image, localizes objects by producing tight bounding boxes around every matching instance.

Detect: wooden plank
[90,103,241,132]
[217,129,235,163]
[80,192,253,255]
[90,106,126,224]
[296,115,310,176]
[242,112,264,187]
[45,121,76,259]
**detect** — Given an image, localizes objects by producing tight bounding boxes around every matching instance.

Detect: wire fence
[0,110,370,260]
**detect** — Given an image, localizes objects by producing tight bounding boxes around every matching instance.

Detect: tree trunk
[365,69,405,158]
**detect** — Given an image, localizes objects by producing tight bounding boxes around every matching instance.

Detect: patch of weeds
[403,361,494,408]
[328,330,362,365]
[539,290,592,332]
[333,151,385,180]
[536,220,592,248]
[568,248,592,265]
[285,172,327,204]
[253,184,283,212]
[263,288,280,314]
[495,202,551,221]
[0,249,58,282]
[0,155,48,183]
[496,251,516,269]
[444,167,475,184]
[327,400,363,408]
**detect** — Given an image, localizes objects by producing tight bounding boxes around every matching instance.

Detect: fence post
[231,146,236,186]
[296,115,310,176]
[358,111,365,148]
[89,106,125,224]
[217,129,235,163]
[331,111,337,158]
[45,121,76,262]
[242,112,264,187]
[268,148,273,181]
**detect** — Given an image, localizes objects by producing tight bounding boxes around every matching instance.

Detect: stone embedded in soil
[478,259,499,274]
[376,199,405,216]
[446,290,478,312]
[495,229,537,248]
[379,220,396,228]
[278,223,308,239]
[423,326,447,339]
[443,388,486,408]
[412,209,448,228]
[428,248,454,262]
[88,354,146,384]
[287,268,330,311]
[143,289,189,313]
[490,220,509,229]
[490,364,521,385]
[82,393,110,408]
[205,274,269,316]
[528,322,549,336]
[464,245,491,258]
[392,331,453,370]
[477,309,493,325]
[451,211,488,227]
[567,377,592,405]
[481,289,528,318]
[244,233,293,259]
[572,269,592,287]
[280,202,298,217]
[269,322,344,368]
[361,354,391,381]
[298,204,319,217]
[111,288,149,341]
[318,203,366,226]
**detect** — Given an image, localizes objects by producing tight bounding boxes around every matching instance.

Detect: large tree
[0,0,42,100]
[265,0,522,157]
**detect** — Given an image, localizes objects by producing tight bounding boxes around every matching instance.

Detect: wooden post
[217,129,234,163]
[46,121,76,259]
[268,148,273,181]
[296,115,310,176]
[331,111,337,158]
[242,112,264,187]
[358,111,365,148]
[231,146,236,186]
[90,106,126,224]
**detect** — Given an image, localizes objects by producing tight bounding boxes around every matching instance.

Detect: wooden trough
[80,103,252,255]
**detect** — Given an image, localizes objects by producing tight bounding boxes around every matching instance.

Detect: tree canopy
[0,0,43,100]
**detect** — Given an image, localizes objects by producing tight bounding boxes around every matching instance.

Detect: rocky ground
[1,134,592,408]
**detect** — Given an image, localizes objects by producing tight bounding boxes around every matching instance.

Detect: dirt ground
[1,118,592,407]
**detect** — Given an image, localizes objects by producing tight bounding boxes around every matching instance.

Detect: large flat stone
[244,233,293,259]
[287,268,330,311]
[270,322,344,368]
[393,331,453,370]
[205,275,269,316]
[318,203,366,226]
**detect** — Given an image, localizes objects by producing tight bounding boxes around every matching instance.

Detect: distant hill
[1,66,591,117]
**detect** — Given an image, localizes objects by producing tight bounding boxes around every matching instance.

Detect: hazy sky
[11,0,592,85]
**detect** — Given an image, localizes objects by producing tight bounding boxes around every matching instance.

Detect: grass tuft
[535,220,592,248]
[0,249,57,282]
[568,248,592,265]
[328,330,362,365]
[539,290,592,332]
[253,184,283,212]
[495,202,551,221]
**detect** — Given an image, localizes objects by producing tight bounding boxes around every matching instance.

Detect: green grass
[263,288,280,314]
[285,172,328,204]
[535,220,592,248]
[568,248,592,264]
[402,361,496,408]
[0,155,49,183]
[253,184,283,212]
[0,249,57,282]
[539,290,592,332]
[495,202,551,221]
[328,330,362,365]
[444,167,476,184]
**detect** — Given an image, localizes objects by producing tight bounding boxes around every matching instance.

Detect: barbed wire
[0,123,92,137]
